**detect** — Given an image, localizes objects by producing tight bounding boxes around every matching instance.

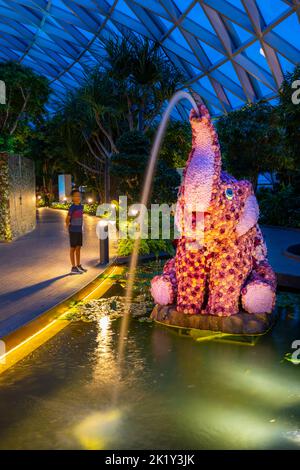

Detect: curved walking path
[0,208,116,338]
[262,226,300,289]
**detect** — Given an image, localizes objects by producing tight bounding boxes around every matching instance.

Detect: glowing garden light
[129,207,138,217]
[96,220,109,265]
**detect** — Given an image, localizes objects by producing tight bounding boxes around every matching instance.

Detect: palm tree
[102,33,184,132]
[56,34,184,201]
[57,71,125,201]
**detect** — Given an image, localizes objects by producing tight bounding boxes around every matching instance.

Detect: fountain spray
[113,91,199,402]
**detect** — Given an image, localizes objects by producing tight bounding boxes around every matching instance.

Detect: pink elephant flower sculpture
[151,104,276,317]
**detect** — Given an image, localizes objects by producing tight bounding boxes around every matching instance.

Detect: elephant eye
[225,188,234,200]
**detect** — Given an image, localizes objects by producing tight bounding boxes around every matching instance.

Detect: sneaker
[71,266,82,275]
[77,264,87,272]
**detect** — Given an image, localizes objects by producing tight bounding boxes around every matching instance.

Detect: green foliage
[117,210,175,257]
[111,130,180,204]
[51,201,98,216]
[276,291,300,310]
[36,197,46,208]
[102,34,184,132]
[0,154,12,241]
[152,160,180,204]
[82,203,98,215]
[277,64,300,188]
[118,237,174,257]
[29,115,75,197]
[149,119,192,168]
[257,185,300,227]
[111,130,149,201]
[51,202,71,211]
[0,61,50,153]
[217,102,284,189]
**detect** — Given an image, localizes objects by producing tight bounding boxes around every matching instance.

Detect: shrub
[217,102,283,190]
[117,213,175,257]
[50,201,98,215]
[51,202,71,211]
[118,238,174,257]
[111,130,180,204]
[258,185,300,228]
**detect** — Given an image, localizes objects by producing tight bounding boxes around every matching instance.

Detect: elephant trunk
[182,104,221,212]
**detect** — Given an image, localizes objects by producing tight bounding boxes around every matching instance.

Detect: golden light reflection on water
[99,315,110,335]
[92,315,117,385]
[222,361,300,407]
[73,409,122,450]
[179,391,300,449]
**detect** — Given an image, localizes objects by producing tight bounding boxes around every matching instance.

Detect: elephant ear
[236,193,259,237]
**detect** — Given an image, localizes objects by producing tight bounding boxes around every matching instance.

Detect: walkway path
[0,208,116,337]
[262,226,300,289]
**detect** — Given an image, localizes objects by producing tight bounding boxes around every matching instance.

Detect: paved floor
[262,226,300,288]
[0,208,116,337]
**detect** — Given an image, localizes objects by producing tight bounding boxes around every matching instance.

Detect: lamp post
[96,220,109,265]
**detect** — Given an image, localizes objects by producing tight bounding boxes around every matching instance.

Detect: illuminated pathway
[0,208,116,337]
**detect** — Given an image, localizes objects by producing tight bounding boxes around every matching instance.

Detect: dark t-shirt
[68,204,83,233]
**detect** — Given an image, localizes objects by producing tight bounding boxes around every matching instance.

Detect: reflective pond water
[0,267,299,450]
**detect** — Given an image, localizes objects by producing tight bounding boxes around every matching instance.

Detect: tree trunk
[138,107,144,132]
[104,156,110,203]
[251,174,258,193]
[127,95,134,131]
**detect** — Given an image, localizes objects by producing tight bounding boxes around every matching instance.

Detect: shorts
[69,231,83,247]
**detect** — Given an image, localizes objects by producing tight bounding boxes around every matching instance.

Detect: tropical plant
[54,35,183,201]
[118,237,174,257]
[51,201,99,216]
[257,185,300,228]
[102,33,184,133]
[217,102,285,190]
[277,64,300,189]
[148,119,192,168]
[110,130,149,202]
[0,61,50,152]
[111,130,180,204]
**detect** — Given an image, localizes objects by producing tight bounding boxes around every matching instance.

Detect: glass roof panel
[175,0,193,14]
[256,0,289,24]
[201,42,224,63]
[198,76,218,96]
[225,89,245,108]
[244,41,271,71]
[0,0,296,116]
[230,22,254,43]
[170,27,192,49]
[272,12,300,47]
[217,61,240,85]
[277,53,296,74]
[186,3,216,33]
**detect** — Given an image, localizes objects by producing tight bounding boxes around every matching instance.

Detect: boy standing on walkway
[66,189,88,274]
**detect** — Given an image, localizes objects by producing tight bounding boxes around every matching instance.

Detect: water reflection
[74,409,122,450]
[0,292,298,449]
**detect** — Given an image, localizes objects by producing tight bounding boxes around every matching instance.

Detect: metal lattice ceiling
[0,0,299,116]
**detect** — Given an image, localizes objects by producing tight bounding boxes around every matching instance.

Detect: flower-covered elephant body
[151,105,276,317]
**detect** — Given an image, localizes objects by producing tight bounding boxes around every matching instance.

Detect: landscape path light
[96,219,109,265]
